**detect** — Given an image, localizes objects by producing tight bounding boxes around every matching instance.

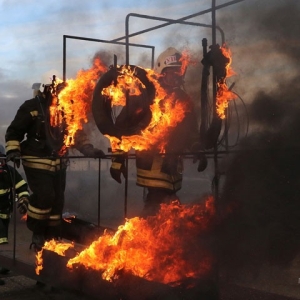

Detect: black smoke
[216,0,300,278]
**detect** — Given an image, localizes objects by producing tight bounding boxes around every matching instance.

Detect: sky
[0,0,242,144]
[1,0,300,163]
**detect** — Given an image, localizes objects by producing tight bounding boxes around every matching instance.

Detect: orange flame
[107,68,191,153]
[216,45,237,119]
[20,214,27,221]
[102,65,144,106]
[35,239,74,275]
[38,197,216,285]
[49,58,107,153]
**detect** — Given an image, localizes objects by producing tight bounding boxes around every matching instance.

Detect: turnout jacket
[5,96,92,173]
[0,165,30,218]
[135,87,200,192]
[5,96,63,172]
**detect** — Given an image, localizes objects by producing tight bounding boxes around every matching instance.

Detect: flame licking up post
[49,58,107,154]
[216,45,237,119]
[38,197,216,285]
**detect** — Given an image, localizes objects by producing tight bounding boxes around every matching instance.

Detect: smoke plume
[216,0,300,277]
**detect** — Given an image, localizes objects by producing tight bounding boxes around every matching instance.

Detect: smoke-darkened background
[215,0,300,279]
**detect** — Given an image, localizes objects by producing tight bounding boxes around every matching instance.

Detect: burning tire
[92,65,155,139]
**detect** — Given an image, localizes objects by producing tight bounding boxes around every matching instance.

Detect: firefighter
[0,144,30,244]
[110,47,207,217]
[5,83,105,251]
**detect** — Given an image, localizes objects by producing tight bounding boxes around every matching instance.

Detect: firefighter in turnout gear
[110,47,206,217]
[0,144,30,245]
[5,82,105,251]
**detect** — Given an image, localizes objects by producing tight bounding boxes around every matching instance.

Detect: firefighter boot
[30,233,45,252]
[0,267,10,275]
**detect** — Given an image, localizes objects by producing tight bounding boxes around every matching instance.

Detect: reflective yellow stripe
[27,210,49,220]
[28,204,51,214]
[49,214,61,220]
[22,156,65,172]
[6,140,20,152]
[0,188,10,195]
[137,168,182,191]
[111,161,122,169]
[137,176,182,190]
[15,179,27,189]
[18,191,29,198]
[0,237,8,244]
[137,168,182,181]
[27,204,51,220]
[30,110,38,117]
[0,213,10,219]
[48,214,61,227]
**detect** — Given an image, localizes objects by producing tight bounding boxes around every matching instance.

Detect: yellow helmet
[155,47,182,74]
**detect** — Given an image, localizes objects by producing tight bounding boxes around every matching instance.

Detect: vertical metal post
[63,35,67,82]
[212,1,220,298]
[97,158,101,227]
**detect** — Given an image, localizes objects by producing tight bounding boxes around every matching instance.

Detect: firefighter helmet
[32,82,42,97]
[155,47,182,75]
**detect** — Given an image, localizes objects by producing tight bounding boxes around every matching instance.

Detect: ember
[38,196,217,286]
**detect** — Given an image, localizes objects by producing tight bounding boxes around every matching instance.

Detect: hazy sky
[0,0,299,146]
[0,0,213,142]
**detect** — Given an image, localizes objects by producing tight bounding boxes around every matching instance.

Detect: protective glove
[110,151,127,184]
[191,143,207,172]
[17,196,29,214]
[6,150,21,168]
[196,152,208,172]
[80,144,106,158]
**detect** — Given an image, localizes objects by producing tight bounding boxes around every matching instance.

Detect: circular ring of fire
[92,65,155,139]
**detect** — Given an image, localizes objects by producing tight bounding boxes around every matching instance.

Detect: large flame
[216,45,237,119]
[35,239,74,275]
[38,197,216,285]
[106,67,192,153]
[49,57,107,153]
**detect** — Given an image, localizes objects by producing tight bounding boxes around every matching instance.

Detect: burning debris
[36,197,218,288]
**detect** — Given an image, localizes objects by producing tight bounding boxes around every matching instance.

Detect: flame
[49,58,107,154]
[35,249,43,275]
[106,67,191,153]
[102,65,144,106]
[35,239,74,275]
[63,214,76,223]
[38,197,216,285]
[21,214,27,221]
[216,45,237,119]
